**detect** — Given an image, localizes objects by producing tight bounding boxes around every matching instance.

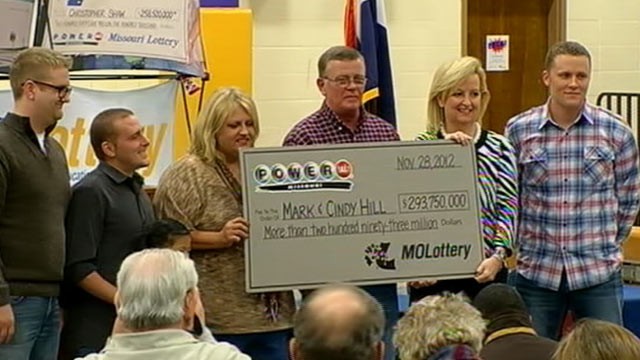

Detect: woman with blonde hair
[394,293,485,360]
[553,319,640,360]
[410,56,517,301]
[153,87,295,359]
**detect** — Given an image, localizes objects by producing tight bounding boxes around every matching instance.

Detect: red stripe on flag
[344,0,357,48]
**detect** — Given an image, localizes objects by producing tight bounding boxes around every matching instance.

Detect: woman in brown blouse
[153,87,295,360]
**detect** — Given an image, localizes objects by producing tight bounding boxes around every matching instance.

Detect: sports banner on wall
[44,0,205,76]
[0,81,177,185]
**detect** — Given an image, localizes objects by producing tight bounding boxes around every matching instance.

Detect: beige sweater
[153,155,295,334]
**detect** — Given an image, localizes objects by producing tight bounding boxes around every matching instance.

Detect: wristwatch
[491,247,508,266]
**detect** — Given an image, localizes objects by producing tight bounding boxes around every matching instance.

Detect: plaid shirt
[282,103,400,145]
[505,102,640,291]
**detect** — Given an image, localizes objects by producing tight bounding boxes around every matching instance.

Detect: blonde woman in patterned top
[410,56,518,301]
[153,87,295,360]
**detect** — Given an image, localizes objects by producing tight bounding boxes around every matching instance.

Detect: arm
[154,161,248,249]
[65,185,115,304]
[491,138,519,256]
[0,149,9,307]
[77,272,116,305]
[190,217,248,250]
[0,149,14,343]
[615,128,640,243]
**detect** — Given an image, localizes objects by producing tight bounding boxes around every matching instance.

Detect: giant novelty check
[241,141,484,292]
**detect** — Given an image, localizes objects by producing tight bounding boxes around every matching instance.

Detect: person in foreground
[290,284,385,360]
[552,318,640,360]
[505,41,640,339]
[394,293,484,360]
[411,56,517,301]
[282,45,400,360]
[76,248,250,360]
[472,283,557,360]
[154,87,295,359]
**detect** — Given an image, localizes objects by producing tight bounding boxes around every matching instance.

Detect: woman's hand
[408,279,438,288]
[474,256,503,283]
[220,217,249,247]
[444,131,473,146]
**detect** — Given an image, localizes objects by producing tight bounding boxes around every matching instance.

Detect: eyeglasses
[26,79,73,99]
[322,75,367,87]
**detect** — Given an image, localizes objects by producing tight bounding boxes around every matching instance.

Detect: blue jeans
[515,271,623,340]
[214,328,292,360]
[0,296,61,360]
[362,284,398,360]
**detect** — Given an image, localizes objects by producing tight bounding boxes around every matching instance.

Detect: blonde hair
[189,87,260,164]
[553,319,640,360]
[425,56,490,134]
[9,47,72,100]
[393,293,485,360]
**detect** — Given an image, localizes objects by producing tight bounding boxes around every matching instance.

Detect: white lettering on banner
[0,82,178,186]
[48,0,190,62]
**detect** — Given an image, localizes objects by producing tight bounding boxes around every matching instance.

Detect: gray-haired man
[76,249,250,360]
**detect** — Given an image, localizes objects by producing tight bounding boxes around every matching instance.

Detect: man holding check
[283,45,399,360]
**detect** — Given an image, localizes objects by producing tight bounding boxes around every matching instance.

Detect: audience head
[90,108,150,175]
[472,283,532,335]
[10,47,72,124]
[316,46,366,117]
[145,218,191,252]
[553,318,640,360]
[190,87,259,164]
[291,284,385,360]
[425,56,489,135]
[115,249,199,332]
[394,293,485,360]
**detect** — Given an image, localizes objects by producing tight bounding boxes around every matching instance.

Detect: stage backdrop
[0,81,177,185]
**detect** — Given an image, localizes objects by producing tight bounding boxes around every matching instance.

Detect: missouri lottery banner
[48,0,191,62]
[241,141,484,292]
[0,81,177,185]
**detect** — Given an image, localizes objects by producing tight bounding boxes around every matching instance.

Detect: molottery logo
[364,242,396,270]
[253,159,354,192]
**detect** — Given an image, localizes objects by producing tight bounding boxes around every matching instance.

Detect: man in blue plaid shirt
[505,41,640,340]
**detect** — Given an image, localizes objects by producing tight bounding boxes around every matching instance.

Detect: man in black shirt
[60,108,155,358]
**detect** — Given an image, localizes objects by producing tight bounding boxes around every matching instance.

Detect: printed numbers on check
[417,154,456,169]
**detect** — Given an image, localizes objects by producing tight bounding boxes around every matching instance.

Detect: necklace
[441,122,481,143]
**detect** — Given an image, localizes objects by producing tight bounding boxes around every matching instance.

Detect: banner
[0,0,38,68]
[59,0,205,77]
[0,81,177,185]
[48,0,191,63]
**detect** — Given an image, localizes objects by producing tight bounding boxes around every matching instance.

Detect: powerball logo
[253,160,354,192]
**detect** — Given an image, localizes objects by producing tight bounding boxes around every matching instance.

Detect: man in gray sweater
[0,47,72,359]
